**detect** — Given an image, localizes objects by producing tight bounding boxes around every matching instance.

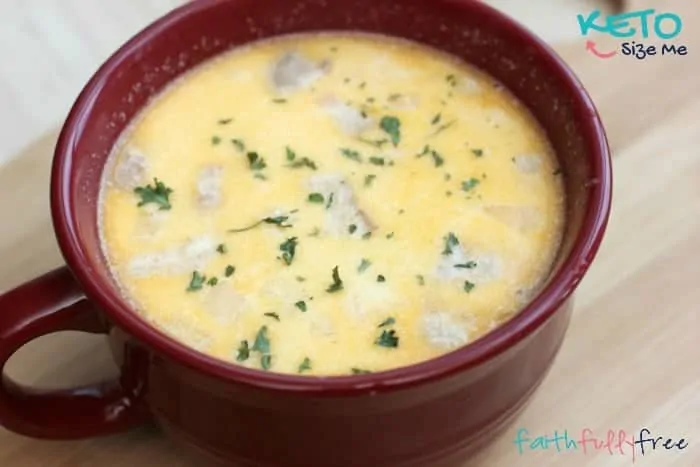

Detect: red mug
[0,1,612,465]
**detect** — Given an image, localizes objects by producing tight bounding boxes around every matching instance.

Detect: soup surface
[100,33,565,376]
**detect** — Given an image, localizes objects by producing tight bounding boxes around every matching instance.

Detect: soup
[99,33,565,376]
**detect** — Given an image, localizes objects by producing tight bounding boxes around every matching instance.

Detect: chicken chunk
[196,165,224,209]
[128,235,218,277]
[271,51,328,93]
[307,174,375,238]
[113,148,147,190]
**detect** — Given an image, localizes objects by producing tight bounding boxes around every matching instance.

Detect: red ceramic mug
[0,1,612,465]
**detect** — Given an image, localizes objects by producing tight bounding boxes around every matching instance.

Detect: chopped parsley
[364,174,377,187]
[386,232,395,239]
[416,274,425,286]
[247,152,267,171]
[446,74,458,87]
[218,118,233,125]
[229,215,292,233]
[298,357,312,373]
[264,312,280,321]
[378,317,395,328]
[207,277,219,287]
[225,265,236,277]
[377,274,386,283]
[211,136,222,145]
[272,98,287,104]
[295,300,307,312]
[443,233,460,255]
[357,258,372,273]
[326,192,335,209]
[326,266,344,293]
[278,237,298,265]
[252,326,271,355]
[431,113,442,125]
[186,271,207,292]
[216,244,227,254]
[340,148,362,162]
[348,224,357,234]
[417,145,444,168]
[375,329,399,348]
[236,340,250,361]
[369,156,386,166]
[261,355,272,370]
[286,148,318,170]
[431,120,456,136]
[362,232,372,240]
[134,178,173,210]
[471,148,484,157]
[461,178,480,192]
[379,116,401,147]
[463,281,475,293]
[358,137,390,149]
[232,139,245,152]
[351,368,372,374]
[308,193,325,203]
[455,261,477,269]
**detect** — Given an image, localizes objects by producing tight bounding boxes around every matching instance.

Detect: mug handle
[0,266,150,439]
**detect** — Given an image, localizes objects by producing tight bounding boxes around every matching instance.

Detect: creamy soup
[100,33,565,376]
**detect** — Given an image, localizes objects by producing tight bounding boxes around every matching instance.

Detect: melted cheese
[99,33,565,376]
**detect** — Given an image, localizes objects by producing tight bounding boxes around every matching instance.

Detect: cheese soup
[99,33,565,376]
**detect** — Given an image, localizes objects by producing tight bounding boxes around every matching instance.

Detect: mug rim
[51,0,612,394]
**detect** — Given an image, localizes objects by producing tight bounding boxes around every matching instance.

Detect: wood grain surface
[0,1,698,466]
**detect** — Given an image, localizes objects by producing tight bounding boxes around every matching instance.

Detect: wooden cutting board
[1,1,698,465]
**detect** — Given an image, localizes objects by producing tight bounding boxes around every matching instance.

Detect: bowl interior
[52,0,609,385]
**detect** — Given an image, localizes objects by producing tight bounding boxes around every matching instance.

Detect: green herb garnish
[326,193,335,209]
[207,277,219,287]
[186,271,207,292]
[272,98,287,104]
[212,136,222,145]
[326,266,344,293]
[369,156,385,166]
[217,244,227,254]
[377,275,386,283]
[357,259,372,273]
[378,317,395,328]
[375,329,399,348]
[351,368,372,374]
[252,326,271,354]
[247,152,267,171]
[416,275,425,285]
[348,224,357,234]
[463,281,475,293]
[264,312,280,321]
[134,178,173,210]
[379,116,401,147]
[417,145,443,168]
[286,147,318,170]
[229,215,292,233]
[431,113,442,125]
[340,148,362,162]
[455,261,477,269]
[443,233,459,255]
[364,174,377,187]
[261,355,272,370]
[308,193,325,204]
[295,300,307,312]
[471,149,484,157]
[225,265,236,277]
[232,139,245,152]
[432,120,456,136]
[298,357,312,373]
[236,340,250,361]
[279,237,298,266]
[446,74,458,87]
[218,118,233,125]
[461,178,480,192]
